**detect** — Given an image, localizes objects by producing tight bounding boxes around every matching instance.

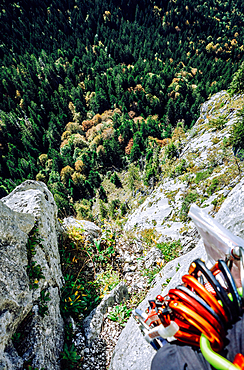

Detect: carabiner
[214,260,242,318]
[188,259,233,322]
[169,300,223,352]
[200,334,241,370]
[176,285,225,332]
[169,288,224,336]
[182,275,228,324]
[174,329,201,347]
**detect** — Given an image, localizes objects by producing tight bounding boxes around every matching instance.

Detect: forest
[1,0,244,217]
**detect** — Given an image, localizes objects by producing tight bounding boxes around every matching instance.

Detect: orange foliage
[133,116,144,125]
[128,111,136,119]
[82,120,94,132]
[118,134,124,143]
[93,114,102,125]
[60,139,69,149]
[125,138,133,155]
[86,126,97,141]
[75,160,85,172]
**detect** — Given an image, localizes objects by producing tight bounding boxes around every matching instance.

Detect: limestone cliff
[109,91,244,370]
[0,181,64,370]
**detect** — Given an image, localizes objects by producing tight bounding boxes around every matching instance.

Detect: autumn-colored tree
[60,165,74,186]
[75,159,85,172]
[38,154,48,168]
[125,138,133,155]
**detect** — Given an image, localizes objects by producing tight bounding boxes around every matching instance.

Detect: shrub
[74,199,93,220]
[54,193,72,218]
[180,191,199,221]
[172,126,186,142]
[156,240,181,262]
[95,265,120,295]
[230,108,244,153]
[165,142,178,159]
[195,169,212,184]
[99,199,108,219]
[172,159,187,177]
[207,177,219,195]
[208,116,226,130]
[107,303,132,326]
[109,198,121,219]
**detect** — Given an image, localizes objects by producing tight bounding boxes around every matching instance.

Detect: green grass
[156,240,181,263]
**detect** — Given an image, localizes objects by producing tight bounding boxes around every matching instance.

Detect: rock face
[124,91,242,251]
[109,176,244,370]
[214,178,244,238]
[0,181,64,370]
[109,243,207,370]
[83,282,129,345]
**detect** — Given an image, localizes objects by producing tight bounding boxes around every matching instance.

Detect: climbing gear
[134,258,244,368]
[132,205,244,369]
[133,255,244,369]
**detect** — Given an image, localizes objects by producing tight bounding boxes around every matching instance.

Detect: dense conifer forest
[1,0,244,216]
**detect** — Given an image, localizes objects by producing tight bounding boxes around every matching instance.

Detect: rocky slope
[109,177,244,370]
[125,90,243,248]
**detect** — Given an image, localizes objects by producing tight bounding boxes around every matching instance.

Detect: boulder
[62,216,101,240]
[0,181,64,370]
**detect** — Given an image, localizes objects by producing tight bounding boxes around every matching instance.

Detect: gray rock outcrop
[83,282,129,346]
[62,216,101,240]
[0,180,64,370]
